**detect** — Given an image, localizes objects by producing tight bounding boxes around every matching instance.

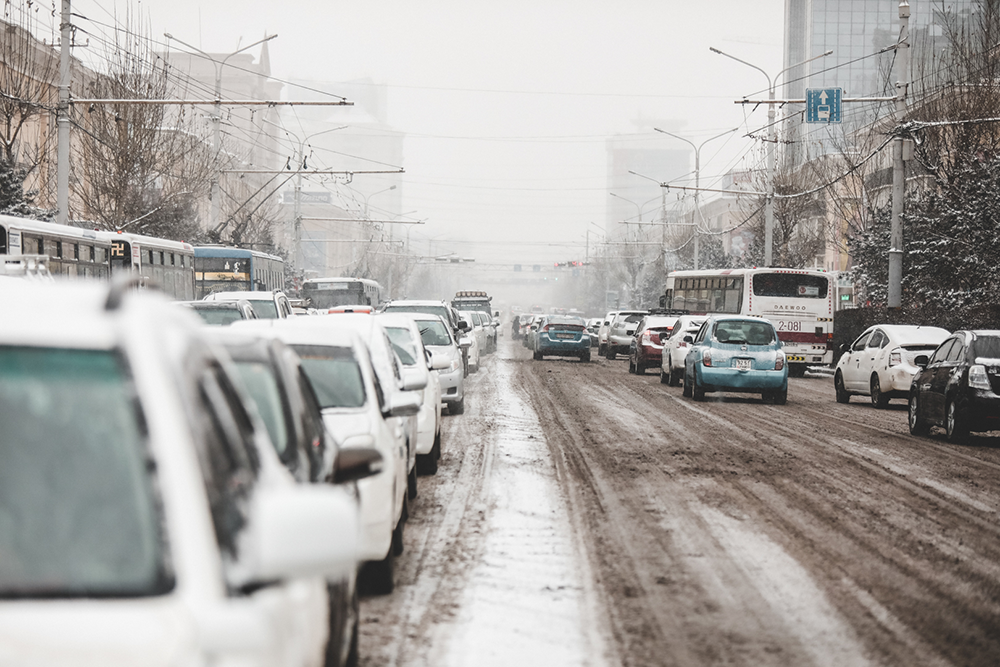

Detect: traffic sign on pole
[806,88,842,123]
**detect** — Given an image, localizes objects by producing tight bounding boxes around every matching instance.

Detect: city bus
[100,230,195,300]
[193,246,285,299]
[301,277,383,310]
[662,268,835,375]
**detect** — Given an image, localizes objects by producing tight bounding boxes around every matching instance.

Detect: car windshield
[232,360,289,455]
[291,345,366,409]
[247,300,278,318]
[192,306,244,326]
[715,320,775,345]
[973,335,1000,360]
[0,347,169,598]
[385,327,419,366]
[417,320,452,346]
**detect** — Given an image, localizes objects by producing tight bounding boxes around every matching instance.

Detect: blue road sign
[806,88,842,123]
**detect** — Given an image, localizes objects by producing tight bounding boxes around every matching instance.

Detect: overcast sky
[63,0,786,264]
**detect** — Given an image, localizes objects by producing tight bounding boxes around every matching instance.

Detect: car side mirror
[683,335,694,343]
[914,354,929,368]
[332,446,383,484]
[840,343,850,353]
[458,335,473,349]
[401,366,428,392]
[385,391,421,418]
[457,319,469,330]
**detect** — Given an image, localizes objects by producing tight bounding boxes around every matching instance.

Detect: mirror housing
[386,391,421,417]
[458,335,473,349]
[237,485,358,586]
[428,350,451,371]
[401,366,429,391]
[457,319,469,331]
[332,446,383,484]
[840,343,850,353]
[683,335,694,343]
[914,354,929,368]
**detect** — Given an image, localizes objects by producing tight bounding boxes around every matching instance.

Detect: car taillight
[541,325,549,332]
[970,364,991,390]
[649,333,661,345]
[679,341,687,348]
[703,351,712,367]
[889,349,901,367]
[774,356,784,371]
[641,331,651,344]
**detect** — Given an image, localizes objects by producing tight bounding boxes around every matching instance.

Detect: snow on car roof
[878,325,950,346]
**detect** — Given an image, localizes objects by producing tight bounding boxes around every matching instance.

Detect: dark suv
[908,330,1000,442]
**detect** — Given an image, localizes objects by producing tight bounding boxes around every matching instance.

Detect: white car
[379,313,445,474]
[597,310,618,356]
[0,278,360,666]
[834,324,951,407]
[238,322,418,595]
[203,288,295,319]
[660,315,707,386]
[459,310,485,372]
[411,313,466,415]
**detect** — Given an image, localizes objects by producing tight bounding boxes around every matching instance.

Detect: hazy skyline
[61,0,786,264]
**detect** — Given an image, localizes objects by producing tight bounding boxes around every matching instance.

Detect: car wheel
[692,372,706,401]
[364,547,395,596]
[908,393,929,436]
[418,432,441,475]
[581,351,591,362]
[770,387,788,405]
[636,361,646,375]
[450,396,465,415]
[393,498,406,556]
[789,364,807,378]
[606,348,616,360]
[834,371,850,404]
[533,349,543,360]
[344,613,360,667]
[682,369,693,397]
[669,367,681,387]
[627,358,635,373]
[407,465,418,500]
[660,368,669,384]
[946,400,969,443]
[598,343,607,356]
[870,374,890,409]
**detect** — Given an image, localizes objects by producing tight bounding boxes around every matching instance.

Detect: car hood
[321,409,374,445]
[0,598,199,666]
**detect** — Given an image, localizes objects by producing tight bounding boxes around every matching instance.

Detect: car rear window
[715,320,775,345]
[193,307,245,326]
[249,300,278,319]
[291,345,366,409]
[0,347,169,598]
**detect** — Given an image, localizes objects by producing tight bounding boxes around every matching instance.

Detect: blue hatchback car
[532,315,591,362]
[683,315,788,404]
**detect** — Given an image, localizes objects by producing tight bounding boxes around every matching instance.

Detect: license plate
[556,333,575,339]
[733,358,752,371]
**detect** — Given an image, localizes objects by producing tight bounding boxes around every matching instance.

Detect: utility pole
[888,0,910,308]
[56,0,71,226]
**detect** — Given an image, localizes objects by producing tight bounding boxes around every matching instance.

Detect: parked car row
[835,324,1000,442]
[0,280,490,666]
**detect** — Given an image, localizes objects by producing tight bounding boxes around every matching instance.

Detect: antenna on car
[105,274,157,311]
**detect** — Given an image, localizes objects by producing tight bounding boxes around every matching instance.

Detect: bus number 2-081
[778,320,802,332]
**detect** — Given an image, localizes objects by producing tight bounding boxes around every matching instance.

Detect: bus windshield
[752,273,829,299]
[304,284,368,309]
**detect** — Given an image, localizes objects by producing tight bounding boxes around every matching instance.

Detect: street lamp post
[653,127,737,269]
[709,47,832,266]
[362,185,398,296]
[164,33,278,233]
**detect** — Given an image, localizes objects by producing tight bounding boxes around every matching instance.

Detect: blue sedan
[533,315,591,362]
[683,316,788,404]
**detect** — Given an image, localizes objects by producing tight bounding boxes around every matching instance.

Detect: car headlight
[449,358,461,373]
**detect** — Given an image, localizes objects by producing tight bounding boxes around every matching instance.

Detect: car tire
[598,343,607,356]
[660,368,669,384]
[581,351,591,362]
[870,374,890,409]
[450,396,465,415]
[408,465,418,500]
[834,371,850,404]
[606,348,616,360]
[345,615,360,667]
[946,399,969,443]
[766,387,788,405]
[682,369,693,397]
[908,393,930,436]
[789,364,807,378]
[636,361,645,375]
[417,432,441,475]
[692,372,706,401]
[627,358,635,373]
[669,367,681,387]
[533,349,543,360]
[365,547,395,596]
[393,498,406,556]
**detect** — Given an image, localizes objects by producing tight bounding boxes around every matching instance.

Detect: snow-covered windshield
[385,327,419,366]
[418,320,452,347]
[292,345,366,409]
[233,360,290,455]
[0,347,169,598]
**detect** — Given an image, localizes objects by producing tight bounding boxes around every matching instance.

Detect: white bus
[662,268,835,375]
[301,277,383,310]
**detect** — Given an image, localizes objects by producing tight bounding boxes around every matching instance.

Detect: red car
[628,315,679,375]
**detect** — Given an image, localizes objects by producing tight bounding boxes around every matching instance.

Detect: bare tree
[0,4,59,208]
[73,10,211,238]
